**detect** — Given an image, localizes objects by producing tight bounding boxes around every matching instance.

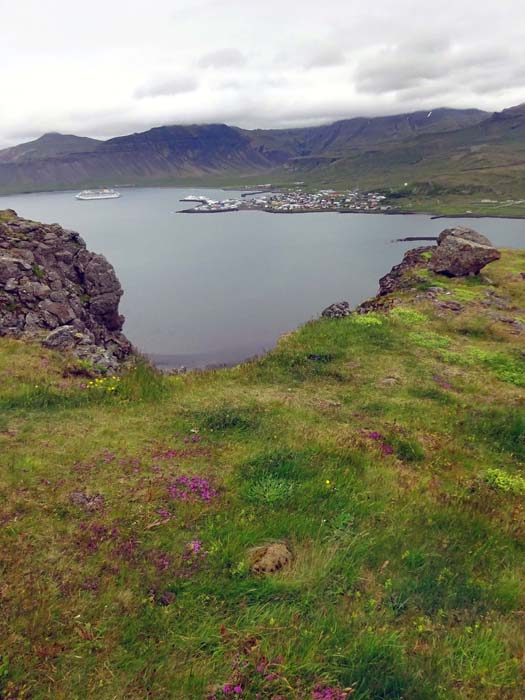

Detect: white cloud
[0,0,524,147]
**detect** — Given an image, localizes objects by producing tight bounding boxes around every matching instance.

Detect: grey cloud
[198,48,246,69]
[355,40,520,98]
[468,65,525,96]
[356,53,444,94]
[305,48,346,69]
[135,75,198,98]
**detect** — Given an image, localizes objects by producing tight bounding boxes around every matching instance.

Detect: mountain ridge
[2,104,525,196]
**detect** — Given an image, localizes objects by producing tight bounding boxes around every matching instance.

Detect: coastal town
[179,188,391,214]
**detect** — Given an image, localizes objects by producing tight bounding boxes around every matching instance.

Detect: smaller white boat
[180,195,210,203]
[76,188,121,200]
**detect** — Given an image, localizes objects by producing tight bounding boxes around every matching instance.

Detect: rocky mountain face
[0,124,280,193]
[0,108,491,193]
[248,107,489,159]
[0,210,132,370]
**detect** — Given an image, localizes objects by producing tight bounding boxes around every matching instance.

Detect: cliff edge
[0,209,132,370]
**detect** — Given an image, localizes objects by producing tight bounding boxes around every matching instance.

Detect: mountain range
[1,104,525,196]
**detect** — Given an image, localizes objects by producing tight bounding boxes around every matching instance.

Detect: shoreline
[2,183,525,220]
[430,212,525,220]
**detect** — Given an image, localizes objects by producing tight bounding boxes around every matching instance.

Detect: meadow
[1,250,525,699]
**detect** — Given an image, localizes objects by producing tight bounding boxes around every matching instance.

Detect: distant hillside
[277,104,525,200]
[3,105,525,198]
[0,133,101,164]
[248,108,489,160]
[0,124,279,193]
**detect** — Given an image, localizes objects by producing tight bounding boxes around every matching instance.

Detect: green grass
[1,250,525,699]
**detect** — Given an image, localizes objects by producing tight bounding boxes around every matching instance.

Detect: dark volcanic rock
[0,210,132,370]
[378,246,434,297]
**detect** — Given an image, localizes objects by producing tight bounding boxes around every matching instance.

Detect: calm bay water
[1,187,524,367]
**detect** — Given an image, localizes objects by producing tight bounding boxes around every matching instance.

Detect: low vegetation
[1,250,525,699]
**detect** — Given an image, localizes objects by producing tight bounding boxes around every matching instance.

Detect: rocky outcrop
[378,245,434,297]
[375,226,500,299]
[349,226,502,315]
[429,226,500,276]
[0,209,132,370]
[322,301,351,318]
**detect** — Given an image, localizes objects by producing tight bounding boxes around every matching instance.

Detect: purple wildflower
[114,538,139,561]
[312,685,348,700]
[167,475,217,502]
[76,521,119,553]
[80,577,99,592]
[368,431,382,440]
[148,549,172,572]
[380,442,394,455]
[265,673,279,681]
[156,507,172,521]
[183,540,207,562]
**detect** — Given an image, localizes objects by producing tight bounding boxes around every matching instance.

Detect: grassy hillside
[1,250,525,699]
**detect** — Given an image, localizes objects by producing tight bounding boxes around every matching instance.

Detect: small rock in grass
[378,376,400,387]
[69,490,105,511]
[437,300,463,312]
[322,301,351,318]
[250,542,293,574]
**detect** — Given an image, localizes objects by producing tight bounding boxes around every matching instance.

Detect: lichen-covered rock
[250,542,293,574]
[322,301,351,318]
[429,229,500,277]
[436,226,493,247]
[0,210,132,370]
[42,325,80,350]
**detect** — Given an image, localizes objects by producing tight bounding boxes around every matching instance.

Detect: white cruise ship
[76,189,121,200]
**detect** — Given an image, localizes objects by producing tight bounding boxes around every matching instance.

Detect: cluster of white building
[250,189,390,212]
[180,189,391,214]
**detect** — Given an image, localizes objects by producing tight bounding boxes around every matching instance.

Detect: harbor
[178,188,392,214]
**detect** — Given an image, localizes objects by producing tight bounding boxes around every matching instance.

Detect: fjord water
[1,187,524,368]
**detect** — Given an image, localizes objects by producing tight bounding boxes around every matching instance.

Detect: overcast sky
[1,0,524,147]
